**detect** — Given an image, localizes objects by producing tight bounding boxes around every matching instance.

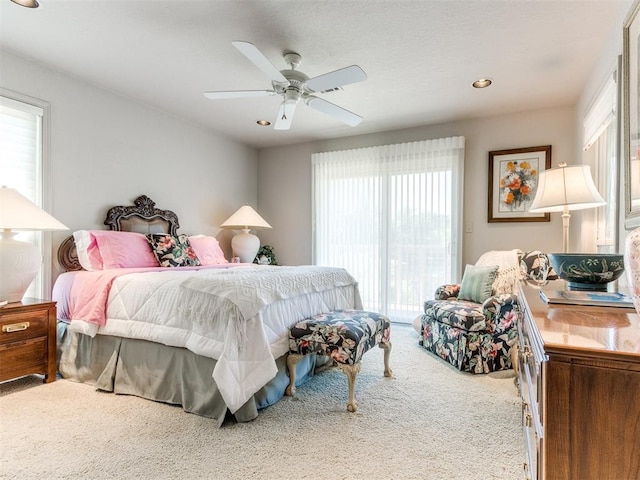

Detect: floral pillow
[146,234,201,267]
[520,250,558,283]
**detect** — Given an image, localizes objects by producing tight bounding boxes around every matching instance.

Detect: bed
[54,195,362,425]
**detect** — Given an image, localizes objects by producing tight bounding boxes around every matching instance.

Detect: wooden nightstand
[0,298,57,383]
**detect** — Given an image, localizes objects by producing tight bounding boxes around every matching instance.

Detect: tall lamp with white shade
[0,186,68,303]
[529,163,606,253]
[220,205,272,263]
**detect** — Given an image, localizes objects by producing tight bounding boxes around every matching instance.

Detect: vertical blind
[0,95,45,298]
[312,136,465,323]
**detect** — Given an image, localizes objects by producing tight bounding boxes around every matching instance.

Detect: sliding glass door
[313,137,465,323]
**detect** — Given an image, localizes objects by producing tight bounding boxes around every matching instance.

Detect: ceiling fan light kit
[204,41,367,130]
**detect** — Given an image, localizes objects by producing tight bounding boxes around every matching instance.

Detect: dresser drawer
[518,302,545,422]
[522,397,542,480]
[0,336,48,381]
[0,308,49,345]
[517,287,547,480]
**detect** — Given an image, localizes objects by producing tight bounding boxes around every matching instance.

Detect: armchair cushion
[458,264,499,303]
[424,299,487,332]
[424,293,518,334]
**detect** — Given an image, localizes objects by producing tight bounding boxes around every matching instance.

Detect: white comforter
[54,265,361,412]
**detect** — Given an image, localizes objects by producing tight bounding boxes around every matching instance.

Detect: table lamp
[0,186,68,303]
[529,163,605,252]
[220,205,271,263]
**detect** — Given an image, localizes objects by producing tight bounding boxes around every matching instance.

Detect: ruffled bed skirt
[56,321,324,427]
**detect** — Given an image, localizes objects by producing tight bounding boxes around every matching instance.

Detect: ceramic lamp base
[231,229,260,264]
[0,231,41,303]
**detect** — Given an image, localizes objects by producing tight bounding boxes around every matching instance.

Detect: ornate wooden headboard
[57,195,180,272]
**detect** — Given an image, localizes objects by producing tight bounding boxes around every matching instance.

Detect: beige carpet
[0,325,524,480]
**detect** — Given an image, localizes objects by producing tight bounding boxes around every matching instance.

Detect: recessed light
[10,0,39,7]
[472,78,493,89]
[257,120,271,126]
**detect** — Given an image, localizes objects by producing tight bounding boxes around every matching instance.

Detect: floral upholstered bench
[286,309,392,412]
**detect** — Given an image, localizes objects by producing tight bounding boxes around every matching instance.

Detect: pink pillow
[188,235,228,265]
[73,230,159,270]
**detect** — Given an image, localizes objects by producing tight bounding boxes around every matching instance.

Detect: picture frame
[623,0,640,229]
[488,145,552,223]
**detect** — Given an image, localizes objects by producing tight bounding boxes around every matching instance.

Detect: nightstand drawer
[0,336,48,381]
[0,309,49,344]
[0,300,56,383]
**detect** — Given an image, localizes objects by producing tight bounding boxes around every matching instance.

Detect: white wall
[257,106,574,275]
[1,51,258,282]
[574,0,636,288]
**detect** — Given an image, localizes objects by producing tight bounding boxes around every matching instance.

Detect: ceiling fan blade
[274,101,296,130]
[203,90,275,99]
[306,97,362,126]
[306,65,367,93]
[232,41,288,84]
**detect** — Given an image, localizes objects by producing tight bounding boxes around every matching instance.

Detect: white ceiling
[0,0,628,150]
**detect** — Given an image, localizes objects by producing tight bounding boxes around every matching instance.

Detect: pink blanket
[67,264,247,326]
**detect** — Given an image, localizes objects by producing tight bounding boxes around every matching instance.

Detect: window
[582,69,618,253]
[313,137,465,323]
[0,91,50,298]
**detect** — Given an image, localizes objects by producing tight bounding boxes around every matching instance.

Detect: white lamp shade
[0,186,68,303]
[529,164,606,213]
[0,186,68,231]
[220,205,272,230]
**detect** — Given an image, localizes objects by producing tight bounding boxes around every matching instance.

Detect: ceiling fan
[203,41,367,130]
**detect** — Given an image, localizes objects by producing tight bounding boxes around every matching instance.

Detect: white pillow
[73,230,98,271]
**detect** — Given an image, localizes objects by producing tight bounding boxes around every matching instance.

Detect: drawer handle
[523,402,533,427]
[2,322,30,333]
[525,412,533,428]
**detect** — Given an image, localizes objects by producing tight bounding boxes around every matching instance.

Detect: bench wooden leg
[338,362,361,412]
[379,341,393,377]
[286,353,304,396]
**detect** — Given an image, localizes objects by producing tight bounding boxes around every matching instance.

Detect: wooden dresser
[0,298,57,383]
[516,282,640,480]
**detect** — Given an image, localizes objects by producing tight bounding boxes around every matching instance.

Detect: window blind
[313,136,465,323]
[0,95,45,298]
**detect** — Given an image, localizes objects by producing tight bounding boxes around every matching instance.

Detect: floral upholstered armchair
[418,250,555,374]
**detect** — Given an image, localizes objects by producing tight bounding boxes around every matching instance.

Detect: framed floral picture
[488,145,552,223]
